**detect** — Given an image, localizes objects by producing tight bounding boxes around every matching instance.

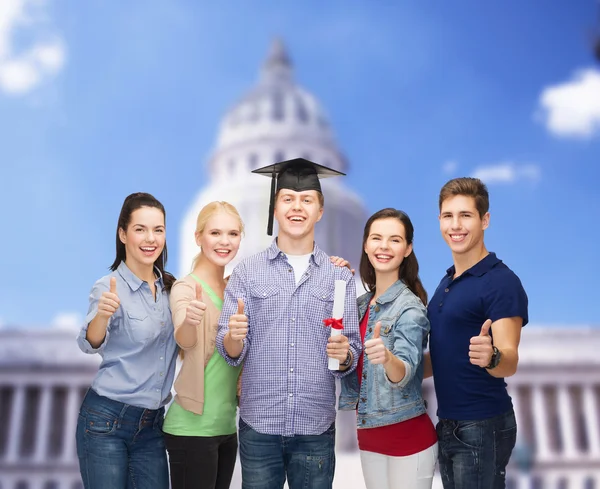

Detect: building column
[34,385,53,462]
[531,385,552,461]
[62,385,81,463]
[6,384,26,462]
[557,385,578,459]
[583,384,600,457]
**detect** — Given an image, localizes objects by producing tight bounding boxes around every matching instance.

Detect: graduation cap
[252,157,346,235]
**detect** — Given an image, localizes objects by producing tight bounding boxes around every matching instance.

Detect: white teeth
[375,254,392,260]
[215,249,230,254]
[141,247,155,251]
[289,216,304,221]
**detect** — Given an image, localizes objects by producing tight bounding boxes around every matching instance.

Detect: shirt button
[322,295,326,299]
[288,268,293,273]
[374,305,380,312]
[161,321,165,325]
[263,293,267,297]
[289,393,293,397]
[439,302,443,307]
[291,343,295,347]
[444,288,449,293]
[159,357,164,360]
[291,318,295,322]
[290,368,294,372]
[368,328,372,333]
[160,372,164,377]
[362,419,366,425]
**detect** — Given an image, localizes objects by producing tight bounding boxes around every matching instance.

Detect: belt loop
[117,403,128,429]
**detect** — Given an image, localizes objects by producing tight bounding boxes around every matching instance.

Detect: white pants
[359,443,438,489]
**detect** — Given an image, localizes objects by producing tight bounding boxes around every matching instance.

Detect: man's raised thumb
[373,321,382,339]
[479,319,492,337]
[237,298,245,315]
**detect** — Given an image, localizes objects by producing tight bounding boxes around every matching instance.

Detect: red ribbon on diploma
[323,318,344,330]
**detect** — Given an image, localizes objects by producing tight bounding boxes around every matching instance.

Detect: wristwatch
[485,346,502,370]
[341,351,352,367]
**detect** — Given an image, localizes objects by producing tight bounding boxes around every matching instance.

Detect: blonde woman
[163,201,244,489]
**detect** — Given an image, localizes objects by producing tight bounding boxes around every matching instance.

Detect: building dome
[179,39,366,279]
[208,39,348,184]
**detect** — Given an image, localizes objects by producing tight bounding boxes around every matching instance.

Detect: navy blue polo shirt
[428,252,528,420]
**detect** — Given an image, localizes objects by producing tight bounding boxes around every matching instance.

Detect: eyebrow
[132,224,165,228]
[369,233,404,239]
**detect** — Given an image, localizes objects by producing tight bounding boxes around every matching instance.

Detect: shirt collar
[445,252,501,279]
[266,239,325,267]
[376,280,409,304]
[117,261,163,291]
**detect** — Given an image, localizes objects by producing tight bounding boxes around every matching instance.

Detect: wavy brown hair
[109,192,175,292]
[359,208,428,306]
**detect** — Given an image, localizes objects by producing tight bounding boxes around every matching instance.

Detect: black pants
[164,432,238,489]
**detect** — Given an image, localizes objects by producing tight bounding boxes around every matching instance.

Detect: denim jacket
[339,280,430,429]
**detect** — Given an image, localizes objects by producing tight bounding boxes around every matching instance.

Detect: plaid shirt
[216,240,361,436]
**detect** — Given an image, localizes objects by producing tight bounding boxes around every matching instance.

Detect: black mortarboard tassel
[252,157,346,235]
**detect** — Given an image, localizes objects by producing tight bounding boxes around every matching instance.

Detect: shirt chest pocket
[126,309,158,343]
[306,287,335,325]
[248,284,281,329]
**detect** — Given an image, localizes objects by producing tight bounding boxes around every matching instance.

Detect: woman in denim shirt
[76,193,178,489]
[339,208,438,489]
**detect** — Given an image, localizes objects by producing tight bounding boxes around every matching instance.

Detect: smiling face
[118,206,166,273]
[439,194,489,256]
[364,218,413,277]
[273,189,323,240]
[196,210,242,267]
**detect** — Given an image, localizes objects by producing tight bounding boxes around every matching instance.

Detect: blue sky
[1,0,599,328]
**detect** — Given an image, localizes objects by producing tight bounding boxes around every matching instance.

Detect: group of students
[75,158,528,489]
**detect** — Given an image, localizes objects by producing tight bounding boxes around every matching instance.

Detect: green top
[163,275,241,436]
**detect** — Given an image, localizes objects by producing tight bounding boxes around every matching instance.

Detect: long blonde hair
[191,201,244,270]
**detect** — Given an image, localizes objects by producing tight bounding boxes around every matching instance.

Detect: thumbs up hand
[469,319,493,367]
[364,321,390,365]
[228,298,248,342]
[97,276,121,319]
[184,283,207,327]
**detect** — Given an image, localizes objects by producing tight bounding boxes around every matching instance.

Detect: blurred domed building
[178,39,367,277]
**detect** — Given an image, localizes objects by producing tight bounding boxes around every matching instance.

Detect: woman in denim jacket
[339,208,438,489]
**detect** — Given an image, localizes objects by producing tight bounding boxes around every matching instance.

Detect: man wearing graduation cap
[216,158,361,489]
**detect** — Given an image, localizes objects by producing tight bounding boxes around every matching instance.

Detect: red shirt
[357,307,437,456]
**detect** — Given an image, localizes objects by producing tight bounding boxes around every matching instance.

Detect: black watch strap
[341,351,352,367]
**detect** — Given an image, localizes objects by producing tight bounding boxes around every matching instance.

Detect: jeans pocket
[83,408,117,436]
[494,425,517,475]
[453,421,483,450]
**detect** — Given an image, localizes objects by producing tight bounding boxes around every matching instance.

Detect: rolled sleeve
[77,279,115,354]
[388,304,430,389]
[330,273,362,379]
[216,265,249,367]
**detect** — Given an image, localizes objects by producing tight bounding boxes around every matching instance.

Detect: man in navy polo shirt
[426,177,528,489]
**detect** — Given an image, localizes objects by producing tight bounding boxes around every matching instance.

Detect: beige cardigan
[169,275,224,415]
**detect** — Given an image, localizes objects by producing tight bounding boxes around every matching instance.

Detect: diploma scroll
[327,280,346,371]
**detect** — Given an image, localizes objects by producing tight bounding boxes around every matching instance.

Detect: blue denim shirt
[339,279,430,429]
[77,261,178,410]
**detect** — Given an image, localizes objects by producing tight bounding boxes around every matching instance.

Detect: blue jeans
[238,418,336,489]
[76,388,169,489]
[436,409,517,489]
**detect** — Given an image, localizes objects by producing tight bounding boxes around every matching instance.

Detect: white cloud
[0,0,66,96]
[443,160,458,174]
[538,68,600,139]
[51,311,83,331]
[472,162,541,185]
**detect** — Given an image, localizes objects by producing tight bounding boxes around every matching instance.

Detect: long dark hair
[109,192,176,292]
[359,208,428,306]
